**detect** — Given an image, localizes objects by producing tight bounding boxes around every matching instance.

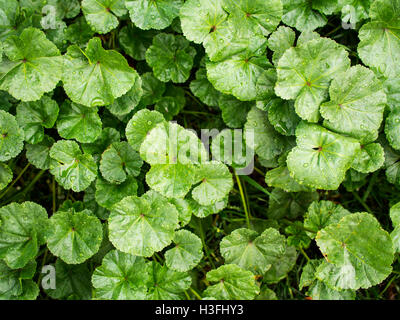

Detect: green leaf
[282,0,327,32]
[339,0,372,25]
[126,0,183,30]
[244,106,284,161]
[140,121,207,198]
[189,196,228,218]
[207,53,276,101]
[92,249,150,300]
[155,95,185,121]
[0,27,63,101]
[203,264,260,300]
[0,111,23,161]
[62,37,138,107]
[321,66,386,143]
[145,33,196,83]
[45,0,81,19]
[380,73,400,112]
[106,75,143,117]
[137,72,166,107]
[165,229,203,272]
[46,208,103,264]
[12,280,39,300]
[81,127,120,157]
[267,98,301,136]
[351,143,385,173]
[82,0,126,34]
[83,183,110,220]
[285,222,311,248]
[109,191,180,257]
[0,162,12,190]
[0,0,20,41]
[95,176,138,210]
[190,66,221,107]
[390,202,400,226]
[266,166,314,192]
[45,259,92,300]
[316,212,394,290]
[26,135,56,170]
[0,260,36,299]
[263,245,298,284]
[180,0,228,44]
[100,142,143,184]
[304,200,351,238]
[168,198,193,227]
[390,202,400,253]
[146,261,191,300]
[275,37,350,122]
[358,0,400,78]
[222,0,283,36]
[65,16,95,46]
[211,129,250,170]
[16,96,59,145]
[119,25,156,61]
[0,202,48,269]
[268,188,319,220]
[385,108,400,151]
[287,122,360,190]
[192,161,233,206]
[49,140,97,192]
[57,100,102,144]
[381,135,400,186]
[300,259,356,300]
[268,26,296,66]
[220,228,286,274]
[218,94,254,128]
[126,109,165,151]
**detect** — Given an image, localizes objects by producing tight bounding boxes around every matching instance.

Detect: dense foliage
[0,0,400,300]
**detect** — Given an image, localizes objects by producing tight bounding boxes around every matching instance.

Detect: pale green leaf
[165,230,203,272]
[109,191,180,257]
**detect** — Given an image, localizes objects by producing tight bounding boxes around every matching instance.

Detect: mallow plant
[0,0,399,301]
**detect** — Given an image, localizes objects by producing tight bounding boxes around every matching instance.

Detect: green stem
[234,170,251,229]
[0,163,30,200]
[380,274,398,296]
[52,177,56,213]
[352,191,373,213]
[299,247,310,262]
[184,290,191,300]
[1,170,46,205]
[190,287,202,300]
[37,248,49,286]
[153,252,163,264]
[199,219,215,269]
[282,219,316,234]
[362,171,379,202]
[241,175,273,198]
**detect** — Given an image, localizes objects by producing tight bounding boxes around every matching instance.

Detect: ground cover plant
[0,0,400,300]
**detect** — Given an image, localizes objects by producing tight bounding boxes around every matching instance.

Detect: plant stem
[234,170,251,229]
[190,287,202,300]
[184,290,191,300]
[241,175,274,198]
[299,247,310,262]
[352,191,373,213]
[1,170,46,206]
[362,171,379,202]
[0,163,30,200]
[52,177,56,213]
[199,219,215,269]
